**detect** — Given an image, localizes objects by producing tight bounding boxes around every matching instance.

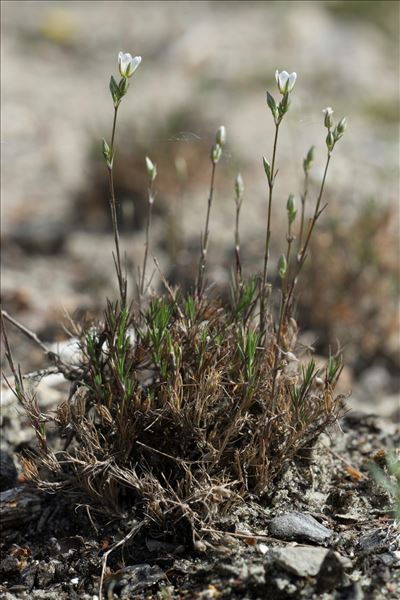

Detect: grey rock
[269,511,333,543]
[269,546,329,577]
[30,592,70,600]
[359,365,391,396]
[9,218,67,255]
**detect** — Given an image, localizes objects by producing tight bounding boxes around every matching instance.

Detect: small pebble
[269,511,332,543]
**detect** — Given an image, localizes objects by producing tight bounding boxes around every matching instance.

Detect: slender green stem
[197,162,217,298]
[234,199,242,295]
[110,105,118,149]
[140,185,154,296]
[300,154,330,260]
[285,151,332,319]
[298,171,309,253]
[107,105,126,305]
[285,237,293,293]
[259,122,280,336]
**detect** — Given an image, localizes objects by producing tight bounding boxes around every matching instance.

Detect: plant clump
[4,57,348,546]
[18,290,344,541]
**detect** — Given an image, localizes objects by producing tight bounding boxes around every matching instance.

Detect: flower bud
[234,173,244,202]
[337,117,347,134]
[216,126,226,147]
[326,131,335,152]
[278,254,287,279]
[211,143,222,164]
[102,138,113,169]
[275,70,297,95]
[323,107,334,129]
[286,194,297,225]
[334,117,347,141]
[303,145,315,174]
[145,156,157,183]
[263,156,271,181]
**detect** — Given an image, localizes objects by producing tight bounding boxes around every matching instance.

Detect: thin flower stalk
[197,163,217,298]
[260,70,296,337]
[103,51,142,306]
[298,146,314,252]
[259,121,280,336]
[197,127,225,299]
[107,106,127,306]
[234,202,242,291]
[234,173,244,294]
[140,157,157,296]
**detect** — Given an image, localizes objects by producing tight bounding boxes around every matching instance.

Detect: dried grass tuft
[19,291,345,542]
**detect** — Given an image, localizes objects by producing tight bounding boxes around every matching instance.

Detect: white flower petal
[130,56,142,73]
[287,72,297,91]
[280,71,289,87]
[276,70,290,94]
[119,52,129,75]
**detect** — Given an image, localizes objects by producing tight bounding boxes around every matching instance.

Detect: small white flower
[118,51,141,78]
[275,70,297,94]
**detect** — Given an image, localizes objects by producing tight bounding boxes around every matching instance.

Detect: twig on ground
[2,310,53,356]
[1,309,80,379]
[99,520,146,600]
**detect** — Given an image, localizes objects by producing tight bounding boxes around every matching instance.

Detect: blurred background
[2,1,399,418]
